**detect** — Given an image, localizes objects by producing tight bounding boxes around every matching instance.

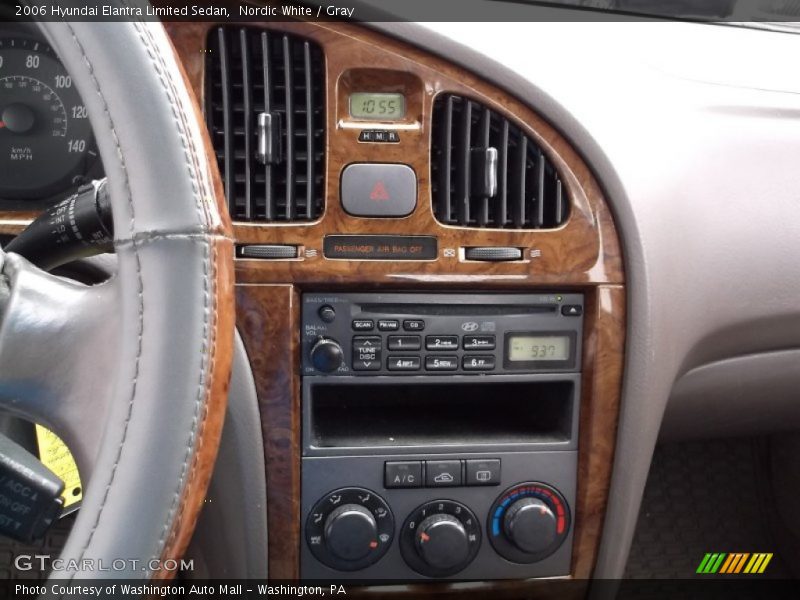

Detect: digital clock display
[349,92,406,120]
[508,335,570,362]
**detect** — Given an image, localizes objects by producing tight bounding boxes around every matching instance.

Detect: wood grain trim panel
[236,284,302,579]
[165,21,623,288]
[572,285,626,578]
[233,282,625,585]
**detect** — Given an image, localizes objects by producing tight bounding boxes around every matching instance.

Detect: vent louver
[206,27,325,222]
[431,95,569,229]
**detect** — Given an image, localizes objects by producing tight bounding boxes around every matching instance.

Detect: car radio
[300,292,583,581]
[301,292,584,376]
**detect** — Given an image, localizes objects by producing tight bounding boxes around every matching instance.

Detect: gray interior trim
[365,21,800,581]
[661,349,800,441]
[186,331,268,579]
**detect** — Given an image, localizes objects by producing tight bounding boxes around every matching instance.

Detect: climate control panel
[301,452,576,580]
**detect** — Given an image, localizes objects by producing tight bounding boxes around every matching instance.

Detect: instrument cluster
[0,29,102,209]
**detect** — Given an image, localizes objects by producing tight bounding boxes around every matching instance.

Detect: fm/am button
[385,461,422,488]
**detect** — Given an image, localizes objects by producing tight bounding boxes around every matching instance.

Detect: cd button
[403,319,425,331]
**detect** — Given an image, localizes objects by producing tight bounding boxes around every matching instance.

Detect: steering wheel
[0,19,234,579]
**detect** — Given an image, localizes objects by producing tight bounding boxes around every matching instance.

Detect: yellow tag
[35,425,82,508]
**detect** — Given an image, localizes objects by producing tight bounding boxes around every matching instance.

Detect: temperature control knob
[488,482,570,564]
[306,488,393,571]
[401,500,480,577]
[503,497,558,554]
[310,337,344,372]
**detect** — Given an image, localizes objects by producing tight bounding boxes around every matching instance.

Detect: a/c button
[385,461,422,488]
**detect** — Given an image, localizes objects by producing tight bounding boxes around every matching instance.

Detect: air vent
[431,95,568,229]
[206,27,325,222]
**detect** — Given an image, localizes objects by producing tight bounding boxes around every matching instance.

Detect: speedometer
[0,37,99,201]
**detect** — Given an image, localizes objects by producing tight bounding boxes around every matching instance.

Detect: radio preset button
[385,461,423,488]
[377,319,400,331]
[462,355,496,371]
[463,335,495,350]
[425,356,458,371]
[387,335,422,351]
[425,460,462,487]
[387,356,421,371]
[353,336,382,371]
[352,319,375,331]
[403,319,425,332]
[425,335,459,351]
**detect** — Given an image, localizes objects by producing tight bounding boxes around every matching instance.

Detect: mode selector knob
[503,497,558,555]
[416,514,470,571]
[310,337,344,372]
[306,487,394,572]
[325,504,377,562]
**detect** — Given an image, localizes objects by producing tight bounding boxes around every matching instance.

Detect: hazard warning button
[341,163,417,217]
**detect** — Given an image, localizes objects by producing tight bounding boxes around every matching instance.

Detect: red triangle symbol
[370,181,390,201]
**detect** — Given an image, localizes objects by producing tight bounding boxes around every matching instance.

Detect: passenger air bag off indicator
[324,235,437,260]
[0,433,64,542]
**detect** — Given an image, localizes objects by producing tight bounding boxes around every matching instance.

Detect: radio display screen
[508,335,570,362]
[349,92,406,120]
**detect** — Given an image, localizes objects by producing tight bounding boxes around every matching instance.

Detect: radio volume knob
[310,337,344,372]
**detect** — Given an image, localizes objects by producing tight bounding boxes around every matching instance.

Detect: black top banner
[2,0,800,23]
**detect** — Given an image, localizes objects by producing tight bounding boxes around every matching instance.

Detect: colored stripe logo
[697,553,773,574]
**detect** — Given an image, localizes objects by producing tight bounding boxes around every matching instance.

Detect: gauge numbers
[0,37,98,200]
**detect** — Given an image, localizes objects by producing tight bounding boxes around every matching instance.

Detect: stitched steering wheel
[0,18,233,579]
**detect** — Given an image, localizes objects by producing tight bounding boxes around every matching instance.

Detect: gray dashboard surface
[369,18,800,580]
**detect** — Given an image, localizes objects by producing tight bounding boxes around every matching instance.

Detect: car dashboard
[2,12,800,594]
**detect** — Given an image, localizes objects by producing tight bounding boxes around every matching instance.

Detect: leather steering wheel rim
[22,19,234,579]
